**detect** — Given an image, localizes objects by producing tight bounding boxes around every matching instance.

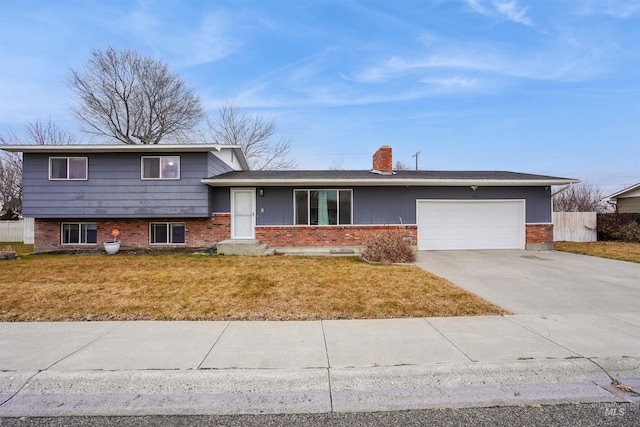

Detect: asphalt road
[1,403,638,427]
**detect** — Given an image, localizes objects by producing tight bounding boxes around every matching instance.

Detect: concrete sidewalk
[1,316,639,416]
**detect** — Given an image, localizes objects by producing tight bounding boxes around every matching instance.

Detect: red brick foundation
[33,218,549,252]
[525,223,554,250]
[255,225,417,247]
[33,214,231,253]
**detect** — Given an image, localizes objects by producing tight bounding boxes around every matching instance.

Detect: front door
[231,188,255,239]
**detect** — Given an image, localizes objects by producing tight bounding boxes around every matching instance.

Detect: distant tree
[329,159,344,170]
[394,160,411,170]
[0,150,22,219]
[553,183,611,213]
[0,119,75,218]
[68,46,204,144]
[205,103,295,170]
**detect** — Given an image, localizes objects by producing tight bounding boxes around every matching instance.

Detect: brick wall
[33,214,231,253]
[256,224,417,247]
[372,146,393,173]
[525,223,554,250]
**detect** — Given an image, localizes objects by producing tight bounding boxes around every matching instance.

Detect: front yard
[555,241,640,264]
[0,251,506,321]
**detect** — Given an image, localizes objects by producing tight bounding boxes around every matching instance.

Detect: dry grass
[0,253,506,321]
[0,242,33,256]
[555,241,640,263]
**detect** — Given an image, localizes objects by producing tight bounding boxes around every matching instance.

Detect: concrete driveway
[415,250,640,315]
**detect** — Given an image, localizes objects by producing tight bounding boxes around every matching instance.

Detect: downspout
[550,183,573,213]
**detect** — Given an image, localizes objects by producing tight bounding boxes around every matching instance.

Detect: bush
[619,222,640,243]
[0,246,18,261]
[361,232,416,264]
[597,213,640,241]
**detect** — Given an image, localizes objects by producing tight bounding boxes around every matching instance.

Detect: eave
[201,177,580,187]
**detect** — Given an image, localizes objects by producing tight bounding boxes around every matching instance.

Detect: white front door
[231,189,255,239]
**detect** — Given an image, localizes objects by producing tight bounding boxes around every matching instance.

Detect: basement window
[150,222,186,244]
[62,223,97,245]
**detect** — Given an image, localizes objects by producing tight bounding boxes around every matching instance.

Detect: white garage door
[417,200,525,250]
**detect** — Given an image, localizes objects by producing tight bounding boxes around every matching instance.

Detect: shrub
[361,231,416,264]
[0,246,18,261]
[597,213,640,241]
[619,222,640,243]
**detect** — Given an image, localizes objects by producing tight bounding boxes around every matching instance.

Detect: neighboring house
[1,144,578,253]
[603,183,640,213]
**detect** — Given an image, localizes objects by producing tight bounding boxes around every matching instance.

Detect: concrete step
[216,239,274,256]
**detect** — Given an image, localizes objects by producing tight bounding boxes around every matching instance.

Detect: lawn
[555,241,640,263]
[0,252,506,321]
[1,242,33,255]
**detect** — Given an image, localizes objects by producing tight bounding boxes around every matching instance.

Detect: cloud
[121,4,240,68]
[465,0,533,26]
[577,0,640,18]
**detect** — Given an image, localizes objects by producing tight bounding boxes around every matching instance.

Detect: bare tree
[0,119,75,218]
[394,160,411,170]
[206,103,295,170]
[553,183,611,213]
[68,46,205,144]
[328,159,344,170]
[0,150,22,219]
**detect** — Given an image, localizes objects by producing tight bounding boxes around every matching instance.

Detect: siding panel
[236,185,552,226]
[23,152,211,218]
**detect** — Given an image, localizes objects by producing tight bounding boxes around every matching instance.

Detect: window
[141,156,180,179]
[49,157,87,180]
[62,223,97,245]
[294,190,352,225]
[150,222,186,244]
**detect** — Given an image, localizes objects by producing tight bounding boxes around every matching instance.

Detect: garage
[417,200,525,250]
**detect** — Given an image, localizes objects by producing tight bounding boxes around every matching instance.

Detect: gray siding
[207,152,233,176]
[23,152,212,218]
[242,186,552,226]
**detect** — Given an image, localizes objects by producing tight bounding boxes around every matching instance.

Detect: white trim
[604,182,640,201]
[149,222,186,245]
[3,144,238,153]
[231,188,256,239]
[61,222,97,245]
[203,178,579,187]
[140,156,181,180]
[255,223,417,228]
[49,157,88,181]
[293,188,353,226]
[416,199,526,251]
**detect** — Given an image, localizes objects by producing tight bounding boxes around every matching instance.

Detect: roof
[1,143,250,171]
[604,182,640,201]
[202,169,579,187]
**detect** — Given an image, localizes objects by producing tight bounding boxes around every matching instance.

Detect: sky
[0,0,639,193]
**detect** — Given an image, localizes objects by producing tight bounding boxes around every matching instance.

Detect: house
[603,183,640,213]
[1,144,578,253]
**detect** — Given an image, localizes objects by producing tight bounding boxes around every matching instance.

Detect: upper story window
[294,189,352,225]
[49,157,88,180]
[141,156,180,180]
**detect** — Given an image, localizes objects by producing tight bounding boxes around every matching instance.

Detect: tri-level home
[2,144,578,253]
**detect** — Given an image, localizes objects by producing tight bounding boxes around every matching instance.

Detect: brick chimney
[372,146,393,174]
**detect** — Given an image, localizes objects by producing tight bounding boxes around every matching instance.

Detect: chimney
[372,146,393,174]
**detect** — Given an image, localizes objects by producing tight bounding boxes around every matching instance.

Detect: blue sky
[0,0,639,192]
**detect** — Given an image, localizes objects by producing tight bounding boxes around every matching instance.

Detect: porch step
[216,239,274,256]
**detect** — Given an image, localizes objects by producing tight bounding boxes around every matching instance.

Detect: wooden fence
[0,218,35,244]
[553,212,597,242]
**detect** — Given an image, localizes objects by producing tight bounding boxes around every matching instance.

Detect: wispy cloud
[465,0,533,26]
[121,4,240,68]
[576,0,640,19]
